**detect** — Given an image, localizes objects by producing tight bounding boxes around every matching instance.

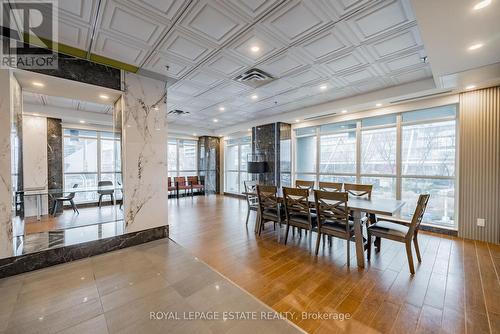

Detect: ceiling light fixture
[468,43,484,51]
[99,94,109,100]
[193,133,197,136]
[247,128,251,132]
[251,94,258,100]
[32,81,44,87]
[465,84,476,90]
[79,120,86,124]
[250,46,260,53]
[376,103,382,107]
[32,113,40,116]
[213,119,218,123]
[341,110,347,113]
[473,0,491,10]
[295,119,300,123]
[219,107,225,111]
[320,85,327,91]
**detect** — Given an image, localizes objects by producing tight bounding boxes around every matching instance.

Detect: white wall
[121,72,168,233]
[22,115,49,217]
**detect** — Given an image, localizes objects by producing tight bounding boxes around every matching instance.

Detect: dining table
[244,188,405,268]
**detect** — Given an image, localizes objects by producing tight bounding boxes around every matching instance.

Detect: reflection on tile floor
[0,238,304,334]
[14,221,125,255]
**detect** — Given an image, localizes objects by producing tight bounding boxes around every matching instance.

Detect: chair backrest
[187,176,199,185]
[174,176,186,186]
[67,184,78,200]
[407,194,430,237]
[314,190,350,234]
[244,180,258,206]
[343,183,372,199]
[318,182,342,192]
[295,180,314,190]
[283,187,312,225]
[98,180,113,195]
[168,177,172,186]
[256,185,279,216]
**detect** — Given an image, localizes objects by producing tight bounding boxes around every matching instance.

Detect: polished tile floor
[0,239,303,334]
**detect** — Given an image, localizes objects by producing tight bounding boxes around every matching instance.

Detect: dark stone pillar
[47,118,63,212]
[197,136,220,194]
[251,122,291,187]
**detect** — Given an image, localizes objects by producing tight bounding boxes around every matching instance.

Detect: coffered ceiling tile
[228,27,285,63]
[126,0,189,20]
[346,0,414,42]
[259,79,295,95]
[298,28,352,63]
[58,20,91,50]
[57,0,98,25]
[364,26,422,59]
[222,0,282,20]
[158,29,215,63]
[319,0,373,18]
[351,78,389,93]
[205,51,250,78]
[259,52,308,78]
[391,66,432,84]
[382,51,425,73]
[324,51,368,74]
[99,1,168,46]
[261,0,330,44]
[144,53,193,79]
[93,33,149,65]
[178,0,249,45]
[285,67,326,86]
[169,80,210,97]
[185,69,225,87]
[340,66,377,83]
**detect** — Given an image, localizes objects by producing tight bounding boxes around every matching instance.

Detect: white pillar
[121,72,168,233]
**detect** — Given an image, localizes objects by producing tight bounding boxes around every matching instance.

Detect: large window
[63,129,121,203]
[294,104,457,228]
[167,138,198,177]
[224,136,251,194]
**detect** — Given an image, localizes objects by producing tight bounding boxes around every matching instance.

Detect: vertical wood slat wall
[458,86,500,243]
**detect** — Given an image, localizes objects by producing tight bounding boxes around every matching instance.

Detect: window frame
[167,138,198,177]
[224,136,251,194]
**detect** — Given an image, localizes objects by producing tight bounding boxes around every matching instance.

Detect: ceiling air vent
[234,68,274,88]
[168,109,190,116]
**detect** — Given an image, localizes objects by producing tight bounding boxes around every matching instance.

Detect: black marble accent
[0,225,169,279]
[198,136,220,194]
[420,224,458,237]
[28,53,121,90]
[47,118,63,213]
[251,122,291,187]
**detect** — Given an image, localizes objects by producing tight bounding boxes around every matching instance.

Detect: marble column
[0,69,18,259]
[197,136,220,194]
[47,118,63,212]
[121,72,168,233]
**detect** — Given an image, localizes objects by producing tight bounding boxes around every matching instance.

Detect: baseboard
[0,225,169,279]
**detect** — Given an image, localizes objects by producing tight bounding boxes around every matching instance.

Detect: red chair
[187,176,204,196]
[174,176,191,197]
[168,177,177,197]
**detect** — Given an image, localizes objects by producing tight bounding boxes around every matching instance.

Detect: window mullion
[396,114,402,200]
[356,120,361,183]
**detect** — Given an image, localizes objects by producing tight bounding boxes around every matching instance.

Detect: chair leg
[346,239,350,267]
[258,220,264,236]
[70,200,79,214]
[375,237,381,252]
[367,232,372,261]
[98,195,102,208]
[111,194,114,205]
[413,231,422,262]
[53,201,59,216]
[315,232,321,255]
[284,224,290,245]
[245,209,250,226]
[51,200,56,215]
[405,241,415,275]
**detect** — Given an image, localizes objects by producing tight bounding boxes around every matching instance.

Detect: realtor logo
[1,0,58,69]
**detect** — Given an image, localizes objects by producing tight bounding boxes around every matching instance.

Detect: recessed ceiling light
[376,103,382,107]
[468,43,484,51]
[153,106,159,111]
[465,84,476,90]
[295,119,300,123]
[99,94,109,100]
[251,94,258,100]
[473,0,491,10]
[247,128,251,132]
[320,85,327,91]
[79,120,86,124]
[32,113,40,116]
[341,110,347,113]
[213,119,218,123]
[219,107,225,111]
[250,46,260,53]
[32,81,44,87]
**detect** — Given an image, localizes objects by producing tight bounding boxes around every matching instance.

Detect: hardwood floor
[168,195,500,334]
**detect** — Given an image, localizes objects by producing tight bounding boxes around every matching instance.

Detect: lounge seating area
[168,176,205,198]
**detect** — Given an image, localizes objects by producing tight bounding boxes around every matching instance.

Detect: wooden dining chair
[367,194,430,274]
[314,190,359,266]
[256,185,282,236]
[295,180,315,190]
[343,183,372,199]
[282,187,316,245]
[318,181,342,192]
[243,180,258,226]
